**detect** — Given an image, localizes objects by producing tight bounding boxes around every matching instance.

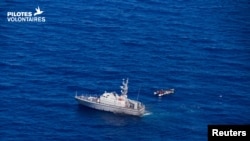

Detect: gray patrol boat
[75,79,145,116]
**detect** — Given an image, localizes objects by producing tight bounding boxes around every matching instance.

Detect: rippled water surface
[1,0,250,140]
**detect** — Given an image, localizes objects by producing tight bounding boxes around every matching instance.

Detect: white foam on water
[143,111,152,116]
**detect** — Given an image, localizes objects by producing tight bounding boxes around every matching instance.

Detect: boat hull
[75,96,145,116]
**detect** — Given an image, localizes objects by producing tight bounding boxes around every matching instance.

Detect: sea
[1,0,250,140]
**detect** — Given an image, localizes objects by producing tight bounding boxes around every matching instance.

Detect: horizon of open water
[0,0,250,140]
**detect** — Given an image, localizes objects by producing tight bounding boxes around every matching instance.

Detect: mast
[120,78,128,97]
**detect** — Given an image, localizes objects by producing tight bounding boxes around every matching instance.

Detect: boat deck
[77,95,99,103]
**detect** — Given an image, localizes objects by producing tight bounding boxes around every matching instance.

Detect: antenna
[137,85,141,101]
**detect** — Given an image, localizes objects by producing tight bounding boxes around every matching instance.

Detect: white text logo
[7,6,46,22]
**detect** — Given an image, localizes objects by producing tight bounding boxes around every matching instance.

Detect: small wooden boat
[154,89,174,97]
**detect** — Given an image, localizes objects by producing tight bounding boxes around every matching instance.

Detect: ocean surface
[1,0,250,140]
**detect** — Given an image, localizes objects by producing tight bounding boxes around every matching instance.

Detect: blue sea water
[1,0,250,140]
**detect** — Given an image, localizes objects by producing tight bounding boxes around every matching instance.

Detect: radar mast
[120,78,129,97]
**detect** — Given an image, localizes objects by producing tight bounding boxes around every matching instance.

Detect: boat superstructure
[75,79,145,116]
